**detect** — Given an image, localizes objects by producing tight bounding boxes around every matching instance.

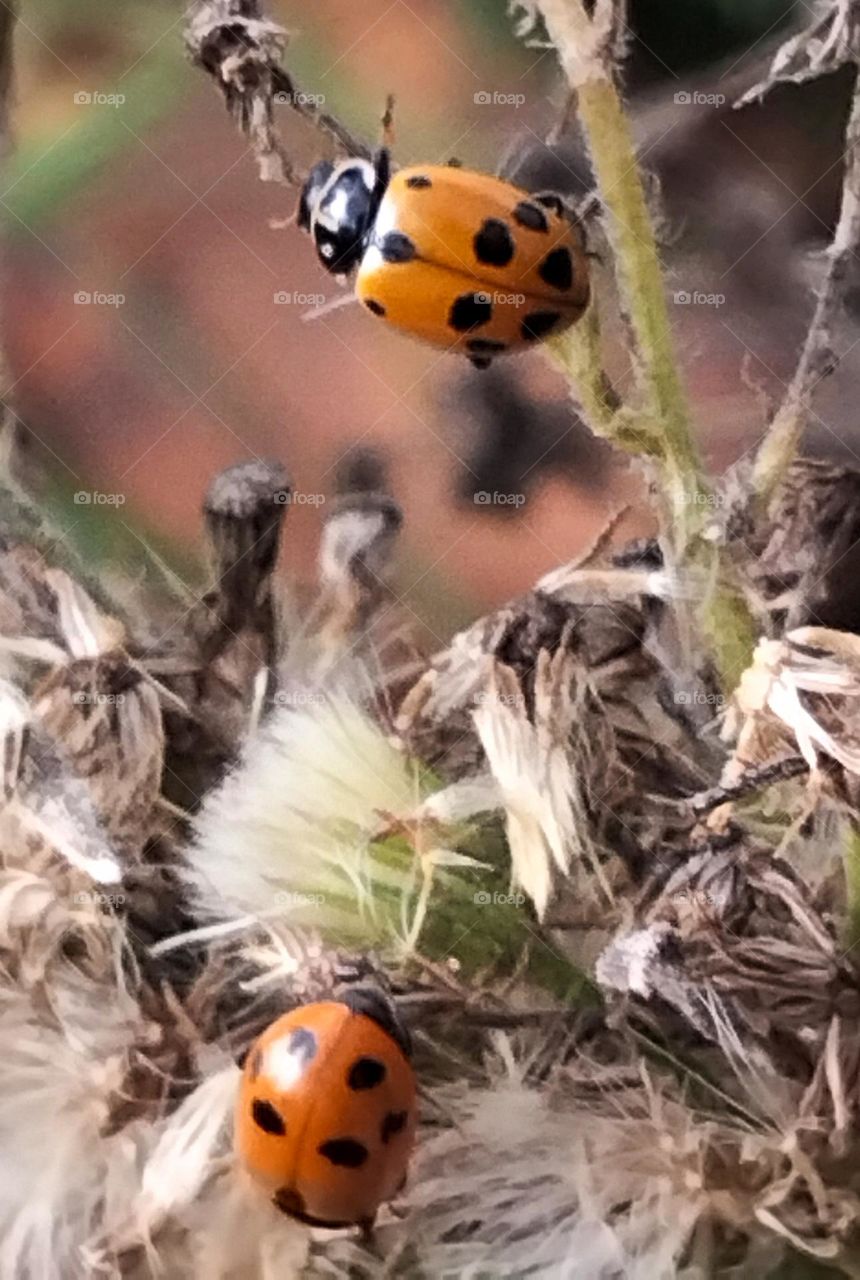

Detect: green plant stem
[576,79,707,530]
[535,0,756,688]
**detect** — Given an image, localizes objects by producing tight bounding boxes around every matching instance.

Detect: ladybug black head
[299,150,391,277]
[340,985,412,1059]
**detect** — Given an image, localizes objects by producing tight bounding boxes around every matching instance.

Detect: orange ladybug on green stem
[298,148,590,369]
[235,988,417,1235]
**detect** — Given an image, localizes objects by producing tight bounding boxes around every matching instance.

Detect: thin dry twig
[752,4,860,501]
[186,0,370,187]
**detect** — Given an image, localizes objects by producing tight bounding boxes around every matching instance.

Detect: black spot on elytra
[513,201,549,233]
[364,298,386,317]
[347,1056,387,1090]
[288,1027,318,1065]
[467,338,507,356]
[521,311,563,341]
[252,1099,286,1136]
[539,247,574,291]
[536,193,566,216]
[449,293,493,333]
[379,232,416,263]
[247,1048,263,1081]
[381,1110,408,1144]
[318,1138,370,1168]
[406,174,432,189]
[473,218,515,267]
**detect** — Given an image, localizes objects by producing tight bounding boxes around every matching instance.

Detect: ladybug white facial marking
[266,1026,318,1091]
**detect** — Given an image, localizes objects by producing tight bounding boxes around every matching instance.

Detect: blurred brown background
[5,0,857,638]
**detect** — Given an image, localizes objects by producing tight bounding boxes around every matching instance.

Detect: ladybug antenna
[300,291,361,323]
[341,985,412,1059]
[371,147,392,208]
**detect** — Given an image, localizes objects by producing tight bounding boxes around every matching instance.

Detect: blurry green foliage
[635,0,795,75]
[4,0,186,231]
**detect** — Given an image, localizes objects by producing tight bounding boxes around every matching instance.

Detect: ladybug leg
[447,157,463,167]
[469,355,493,371]
[358,1215,377,1244]
[368,146,392,226]
[534,189,599,238]
[534,191,566,217]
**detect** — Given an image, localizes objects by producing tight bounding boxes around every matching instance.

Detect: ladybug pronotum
[235,989,417,1233]
[298,148,590,369]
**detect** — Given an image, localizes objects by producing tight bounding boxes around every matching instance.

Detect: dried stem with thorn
[752,10,860,503]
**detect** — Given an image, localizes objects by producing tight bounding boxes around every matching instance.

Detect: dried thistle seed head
[739,0,860,104]
[203,458,289,622]
[597,837,860,1165]
[727,458,860,633]
[186,1,289,123]
[725,626,860,788]
[32,657,164,864]
[472,646,616,919]
[1,716,125,886]
[333,446,390,498]
[0,551,126,679]
[318,491,402,594]
[149,460,289,810]
[295,479,406,687]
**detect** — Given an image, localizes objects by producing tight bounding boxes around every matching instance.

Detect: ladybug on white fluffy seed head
[235,988,416,1236]
[298,148,590,370]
